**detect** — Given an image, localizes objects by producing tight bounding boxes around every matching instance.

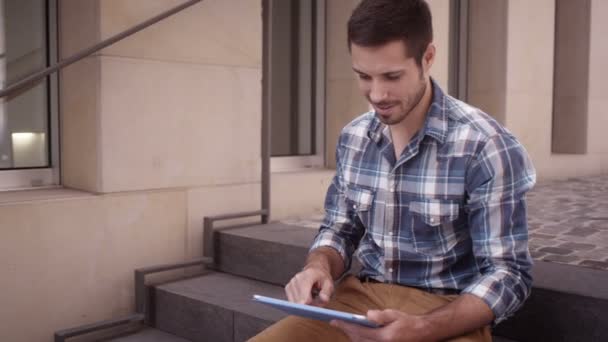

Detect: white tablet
[252,294,381,328]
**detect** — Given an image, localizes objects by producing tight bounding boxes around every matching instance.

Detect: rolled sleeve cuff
[461,270,522,325]
[310,230,351,270]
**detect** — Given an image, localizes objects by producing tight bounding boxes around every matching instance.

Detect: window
[0,0,58,190]
[264,0,325,171]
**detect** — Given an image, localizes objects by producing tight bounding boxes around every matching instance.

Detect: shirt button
[388,232,393,236]
[430,217,435,223]
[353,204,357,209]
[388,268,393,273]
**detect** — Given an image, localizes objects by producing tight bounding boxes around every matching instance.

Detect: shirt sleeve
[309,133,366,271]
[461,133,536,325]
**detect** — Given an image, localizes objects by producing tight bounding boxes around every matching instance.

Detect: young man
[252,0,535,341]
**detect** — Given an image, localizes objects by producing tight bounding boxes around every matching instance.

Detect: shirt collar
[367,78,449,145]
[423,78,448,144]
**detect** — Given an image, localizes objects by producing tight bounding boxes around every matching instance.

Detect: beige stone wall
[1,1,266,341]
[467,0,507,125]
[504,0,556,170]
[587,0,608,173]
[0,190,188,342]
[325,0,368,168]
[426,0,450,92]
[94,0,261,193]
[503,0,608,180]
[60,0,263,193]
[59,0,101,191]
[271,169,334,220]
[60,0,267,255]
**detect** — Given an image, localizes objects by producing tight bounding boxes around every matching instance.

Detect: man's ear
[422,43,436,74]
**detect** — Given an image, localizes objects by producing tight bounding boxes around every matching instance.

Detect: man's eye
[386,74,401,81]
[357,74,371,81]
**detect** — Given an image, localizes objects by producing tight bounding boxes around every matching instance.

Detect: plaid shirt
[311,80,536,324]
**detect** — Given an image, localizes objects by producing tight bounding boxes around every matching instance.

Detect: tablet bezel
[252,294,381,328]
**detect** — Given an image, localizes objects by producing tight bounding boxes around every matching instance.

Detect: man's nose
[369,81,388,103]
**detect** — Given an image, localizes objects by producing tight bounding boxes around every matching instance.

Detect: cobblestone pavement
[282,175,608,271]
[527,175,608,270]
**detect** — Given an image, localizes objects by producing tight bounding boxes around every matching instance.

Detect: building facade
[0,1,606,341]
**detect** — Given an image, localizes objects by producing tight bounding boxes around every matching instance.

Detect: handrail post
[203,216,214,260]
[261,0,271,224]
[135,271,146,316]
[134,258,212,325]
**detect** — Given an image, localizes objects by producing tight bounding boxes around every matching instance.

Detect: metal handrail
[135,257,213,322]
[54,314,145,342]
[0,0,203,99]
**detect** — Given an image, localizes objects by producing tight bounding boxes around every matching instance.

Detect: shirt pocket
[408,199,460,256]
[344,186,375,229]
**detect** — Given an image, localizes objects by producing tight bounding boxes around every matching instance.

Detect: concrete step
[152,269,520,342]
[214,223,316,285]
[493,261,608,342]
[105,328,191,342]
[154,272,287,342]
[211,223,608,342]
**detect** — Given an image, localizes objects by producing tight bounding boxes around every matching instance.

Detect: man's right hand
[285,265,335,307]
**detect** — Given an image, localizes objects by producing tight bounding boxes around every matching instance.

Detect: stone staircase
[105,222,608,342]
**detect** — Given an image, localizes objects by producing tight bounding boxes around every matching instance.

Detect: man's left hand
[330,309,434,342]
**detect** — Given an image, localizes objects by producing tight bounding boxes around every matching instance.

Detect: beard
[373,77,427,126]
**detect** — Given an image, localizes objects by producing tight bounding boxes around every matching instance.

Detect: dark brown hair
[347,0,433,66]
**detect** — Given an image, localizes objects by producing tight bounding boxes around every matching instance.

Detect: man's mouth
[374,103,396,114]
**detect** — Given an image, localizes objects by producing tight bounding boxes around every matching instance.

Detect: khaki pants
[250,276,492,342]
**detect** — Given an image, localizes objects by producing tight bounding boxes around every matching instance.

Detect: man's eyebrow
[352,67,404,76]
[352,67,367,75]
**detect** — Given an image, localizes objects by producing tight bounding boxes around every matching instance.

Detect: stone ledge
[532,260,608,299]
[0,187,95,206]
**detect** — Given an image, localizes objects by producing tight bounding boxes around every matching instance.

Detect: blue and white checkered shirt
[310,80,536,324]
